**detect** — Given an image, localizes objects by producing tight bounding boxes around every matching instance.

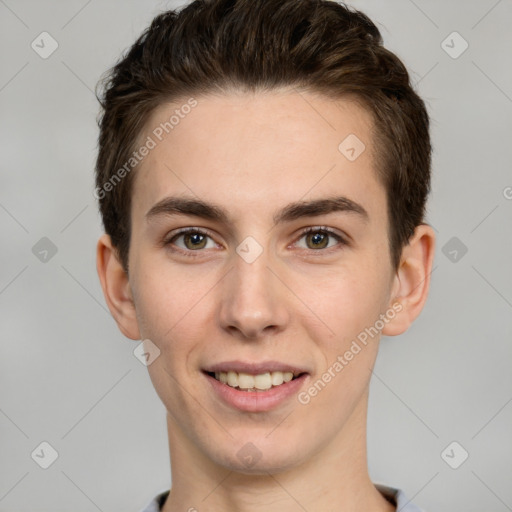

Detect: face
[123,89,402,472]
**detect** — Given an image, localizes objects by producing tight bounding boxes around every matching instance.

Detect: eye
[294,227,346,251]
[163,226,346,257]
[164,228,218,253]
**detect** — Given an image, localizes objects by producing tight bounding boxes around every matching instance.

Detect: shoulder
[140,485,428,512]
[138,489,170,512]
[375,482,428,512]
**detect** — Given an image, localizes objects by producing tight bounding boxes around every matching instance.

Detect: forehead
[131,89,385,223]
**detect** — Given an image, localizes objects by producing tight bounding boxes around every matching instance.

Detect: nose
[218,248,290,340]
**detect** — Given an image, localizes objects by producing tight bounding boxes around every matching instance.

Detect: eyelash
[163,226,347,258]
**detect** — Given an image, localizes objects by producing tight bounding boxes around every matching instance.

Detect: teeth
[254,372,271,390]
[227,371,238,387]
[238,372,255,389]
[271,372,284,386]
[212,370,298,391]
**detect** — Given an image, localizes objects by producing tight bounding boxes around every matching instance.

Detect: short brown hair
[95,0,431,272]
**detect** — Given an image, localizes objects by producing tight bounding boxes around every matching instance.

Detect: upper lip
[203,360,310,376]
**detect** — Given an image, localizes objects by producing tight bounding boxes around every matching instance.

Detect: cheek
[296,262,389,349]
[295,267,388,426]
[130,265,209,410]
[131,253,215,339]
[130,256,221,400]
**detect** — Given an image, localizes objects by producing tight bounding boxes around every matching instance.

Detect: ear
[96,234,141,340]
[382,224,436,336]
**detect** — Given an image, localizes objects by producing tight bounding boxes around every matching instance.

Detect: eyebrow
[145,195,369,225]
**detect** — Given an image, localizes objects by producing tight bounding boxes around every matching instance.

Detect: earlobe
[382,224,436,336]
[96,234,141,340]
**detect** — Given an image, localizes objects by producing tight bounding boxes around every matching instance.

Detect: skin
[97,88,435,512]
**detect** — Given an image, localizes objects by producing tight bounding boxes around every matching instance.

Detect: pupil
[186,233,206,249]
[308,232,327,249]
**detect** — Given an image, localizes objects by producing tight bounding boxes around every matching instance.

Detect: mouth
[205,370,306,392]
[202,361,310,411]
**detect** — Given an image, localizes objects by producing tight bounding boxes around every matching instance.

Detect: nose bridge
[218,243,289,338]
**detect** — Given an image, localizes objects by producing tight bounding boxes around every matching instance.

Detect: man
[94,1,435,510]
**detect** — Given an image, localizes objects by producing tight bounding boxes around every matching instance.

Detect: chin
[207,432,310,476]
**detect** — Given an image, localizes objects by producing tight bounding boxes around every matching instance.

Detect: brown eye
[305,231,329,249]
[183,232,208,250]
[295,227,346,251]
[165,228,217,253]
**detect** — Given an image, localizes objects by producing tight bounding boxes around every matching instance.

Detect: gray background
[1,0,511,511]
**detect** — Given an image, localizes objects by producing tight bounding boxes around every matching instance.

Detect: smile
[202,362,310,412]
[207,370,303,391]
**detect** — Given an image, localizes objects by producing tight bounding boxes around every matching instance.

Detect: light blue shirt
[139,482,427,511]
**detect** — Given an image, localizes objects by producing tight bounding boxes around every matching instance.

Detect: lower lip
[204,372,308,412]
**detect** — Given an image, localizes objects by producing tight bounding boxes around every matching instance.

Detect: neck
[162,389,395,512]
